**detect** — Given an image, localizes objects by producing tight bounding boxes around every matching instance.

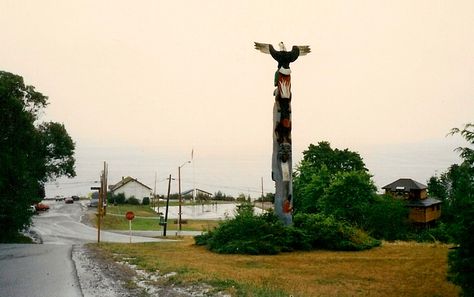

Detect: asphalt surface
[0,244,82,297]
[0,201,164,297]
[30,201,162,244]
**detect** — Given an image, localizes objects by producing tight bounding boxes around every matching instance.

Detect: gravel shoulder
[73,244,144,297]
[73,244,230,297]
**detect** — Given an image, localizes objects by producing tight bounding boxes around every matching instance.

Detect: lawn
[97,239,460,297]
[91,204,220,231]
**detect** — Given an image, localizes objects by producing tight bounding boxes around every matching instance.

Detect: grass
[97,238,460,297]
[91,204,220,231]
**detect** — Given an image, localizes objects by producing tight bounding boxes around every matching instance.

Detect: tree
[0,70,75,241]
[318,170,376,226]
[364,194,409,240]
[300,141,367,175]
[293,141,367,213]
[444,123,474,296]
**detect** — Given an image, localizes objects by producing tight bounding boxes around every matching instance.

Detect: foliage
[108,193,126,204]
[195,203,293,254]
[214,191,235,201]
[363,194,410,240]
[195,204,380,254]
[142,197,150,205]
[293,141,412,242]
[293,141,367,214]
[0,70,75,241]
[318,170,376,227]
[293,165,331,213]
[300,141,367,175]
[255,192,275,203]
[293,213,381,251]
[444,123,474,296]
[127,196,140,205]
[236,193,248,202]
[412,222,453,243]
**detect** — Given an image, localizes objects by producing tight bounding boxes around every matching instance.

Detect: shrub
[195,204,380,255]
[109,193,126,204]
[412,222,453,243]
[363,194,410,240]
[142,197,150,205]
[195,203,294,254]
[293,213,381,251]
[127,196,140,205]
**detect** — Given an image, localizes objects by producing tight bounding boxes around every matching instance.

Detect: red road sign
[125,211,135,220]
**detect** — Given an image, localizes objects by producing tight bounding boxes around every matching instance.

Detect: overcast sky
[1,1,473,197]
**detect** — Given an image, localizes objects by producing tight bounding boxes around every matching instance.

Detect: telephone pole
[95,161,108,243]
[163,174,172,237]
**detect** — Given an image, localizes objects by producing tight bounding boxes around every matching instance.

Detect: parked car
[65,197,74,204]
[55,195,65,201]
[35,203,50,211]
[89,198,99,207]
[72,195,80,201]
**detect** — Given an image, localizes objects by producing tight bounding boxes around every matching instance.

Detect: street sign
[125,211,135,220]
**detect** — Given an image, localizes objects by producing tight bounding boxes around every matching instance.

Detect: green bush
[293,213,381,251]
[109,193,126,204]
[195,204,380,255]
[195,203,294,254]
[127,196,140,205]
[363,194,410,241]
[412,222,453,243]
[142,197,150,205]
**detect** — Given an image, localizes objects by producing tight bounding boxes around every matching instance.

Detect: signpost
[126,211,135,243]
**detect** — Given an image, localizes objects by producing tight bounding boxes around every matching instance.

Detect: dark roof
[406,198,442,207]
[382,178,427,191]
[181,188,213,196]
[111,176,152,191]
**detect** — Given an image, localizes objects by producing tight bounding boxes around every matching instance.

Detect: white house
[110,176,152,204]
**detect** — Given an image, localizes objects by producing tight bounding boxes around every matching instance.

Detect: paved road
[31,201,161,244]
[0,201,163,297]
[0,244,82,297]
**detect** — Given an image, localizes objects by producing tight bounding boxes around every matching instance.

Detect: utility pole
[103,162,108,216]
[178,166,182,231]
[153,172,158,214]
[261,177,264,210]
[163,174,172,237]
[95,161,107,243]
[178,161,191,232]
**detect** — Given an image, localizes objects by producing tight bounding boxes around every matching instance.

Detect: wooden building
[382,178,442,225]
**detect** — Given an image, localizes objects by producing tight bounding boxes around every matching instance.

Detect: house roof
[110,176,152,192]
[382,178,427,191]
[406,198,442,207]
[181,188,213,196]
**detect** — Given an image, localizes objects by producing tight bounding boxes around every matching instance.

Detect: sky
[1,1,473,197]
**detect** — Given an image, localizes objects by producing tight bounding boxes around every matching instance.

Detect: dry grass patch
[98,238,459,297]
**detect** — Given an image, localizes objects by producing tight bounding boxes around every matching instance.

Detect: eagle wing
[296,45,311,56]
[254,42,271,54]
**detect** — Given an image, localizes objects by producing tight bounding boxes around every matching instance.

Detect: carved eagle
[254,42,311,69]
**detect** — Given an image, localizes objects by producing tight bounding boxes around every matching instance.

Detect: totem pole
[254,41,310,225]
